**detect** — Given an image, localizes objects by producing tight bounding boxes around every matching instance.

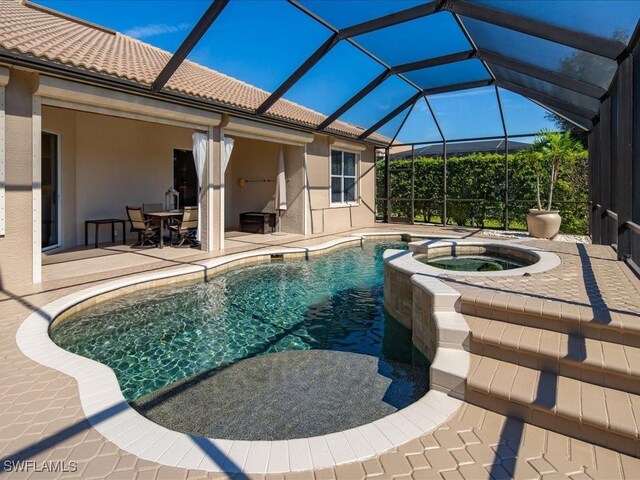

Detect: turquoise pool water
[50,241,428,404]
[422,254,525,272]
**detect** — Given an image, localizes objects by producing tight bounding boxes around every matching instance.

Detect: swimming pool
[50,241,428,409]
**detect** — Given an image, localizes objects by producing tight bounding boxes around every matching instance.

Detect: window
[331,150,358,205]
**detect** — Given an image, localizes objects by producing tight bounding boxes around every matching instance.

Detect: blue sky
[34,0,566,142]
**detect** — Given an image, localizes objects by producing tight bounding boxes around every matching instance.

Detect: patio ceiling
[151,0,640,144]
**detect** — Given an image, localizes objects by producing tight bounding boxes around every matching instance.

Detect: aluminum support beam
[151,0,230,92]
[256,33,340,114]
[480,51,606,99]
[447,0,626,60]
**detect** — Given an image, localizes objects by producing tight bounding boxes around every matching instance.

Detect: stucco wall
[280,144,305,234]
[75,112,194,244]
[0,70,37,287]
[41,106,194,246]
[306,135,376,234]
[224,136,304,234]
[0,72,374,287]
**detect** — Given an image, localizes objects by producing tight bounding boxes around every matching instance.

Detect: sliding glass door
[173,149,197,208]
[42,132,59,250]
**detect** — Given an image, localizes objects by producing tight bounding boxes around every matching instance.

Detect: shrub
[377,146,588,234]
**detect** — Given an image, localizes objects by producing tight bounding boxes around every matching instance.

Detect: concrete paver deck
[2,226,639,479]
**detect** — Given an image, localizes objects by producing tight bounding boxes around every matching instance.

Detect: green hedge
[376,149,588,234]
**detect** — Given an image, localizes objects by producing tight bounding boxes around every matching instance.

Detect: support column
[588,126,599,243]
[504,136,509,230]
[218,129,226,251]
[616,56,634,260]
[593,121,602,244]
[32,95,41,283]
[384,147,390,223]
[279,144,306,235]
[443,140,448,226]
[633,47,640,267]
[0,70,39,287]
[410,145,415,224]
[0,67,8,237]
[600,97,612,245]
[201,125,222,252]
[303,144,309,236]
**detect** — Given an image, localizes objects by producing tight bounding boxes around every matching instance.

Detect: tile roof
[0,0,388,143]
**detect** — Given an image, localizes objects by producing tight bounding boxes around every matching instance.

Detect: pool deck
[2,224,640,479]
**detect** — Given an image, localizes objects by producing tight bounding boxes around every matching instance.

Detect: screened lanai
[25,0,640,274]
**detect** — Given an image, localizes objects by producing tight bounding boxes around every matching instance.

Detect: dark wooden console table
[85,218,126,248]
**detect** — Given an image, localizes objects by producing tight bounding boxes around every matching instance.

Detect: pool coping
[404,238,562,277]
[16,232,463,474]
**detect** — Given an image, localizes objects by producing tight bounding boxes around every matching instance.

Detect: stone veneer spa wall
[383,239,561,400]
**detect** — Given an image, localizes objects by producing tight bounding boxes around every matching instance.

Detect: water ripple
[51,242,428,402]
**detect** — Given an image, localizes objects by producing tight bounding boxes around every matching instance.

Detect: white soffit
[225,115,314,146]
[328,136,367,153]
[35,75,221,130]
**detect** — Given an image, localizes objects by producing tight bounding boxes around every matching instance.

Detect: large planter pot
[526,209,561,239]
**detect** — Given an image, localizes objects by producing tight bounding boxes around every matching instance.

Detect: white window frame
[330,149,359,207]
[41,130,62,252]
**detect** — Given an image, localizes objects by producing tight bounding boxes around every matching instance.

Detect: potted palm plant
[526,131,579,239]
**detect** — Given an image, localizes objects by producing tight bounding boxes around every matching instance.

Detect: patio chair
[169,206,198,247]
[142,202,166,234]
[126,206,160,248]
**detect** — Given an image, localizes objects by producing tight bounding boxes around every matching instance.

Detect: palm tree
[531,130,580,211]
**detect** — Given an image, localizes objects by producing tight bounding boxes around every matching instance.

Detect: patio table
[145,211,182,248]
[85,218,126,248]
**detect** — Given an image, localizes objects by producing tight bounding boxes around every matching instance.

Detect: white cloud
[431,87,491,100]
[124,22,191,39]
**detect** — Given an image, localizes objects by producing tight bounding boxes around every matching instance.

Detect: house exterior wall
[0,69,37,287]
[0,71,375,287]
[281,144,305,235]
[74,111,194,245]
[225,137,277,231]
[224,137,305,234]
[306,135,376,234]
[41,106,194,246]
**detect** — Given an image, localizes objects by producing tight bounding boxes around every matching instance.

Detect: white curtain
[223,136,234,174]
[192,132,207,242]
[275,147,287,211]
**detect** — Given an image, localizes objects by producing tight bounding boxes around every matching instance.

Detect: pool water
[50,241,428,404]
[423,254,525,271]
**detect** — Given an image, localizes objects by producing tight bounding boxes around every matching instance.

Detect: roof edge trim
[24,0,116,35]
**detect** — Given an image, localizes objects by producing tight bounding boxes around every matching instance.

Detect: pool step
[458,292,640,348]
[467,315,640,395]
[466,354,640,457]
